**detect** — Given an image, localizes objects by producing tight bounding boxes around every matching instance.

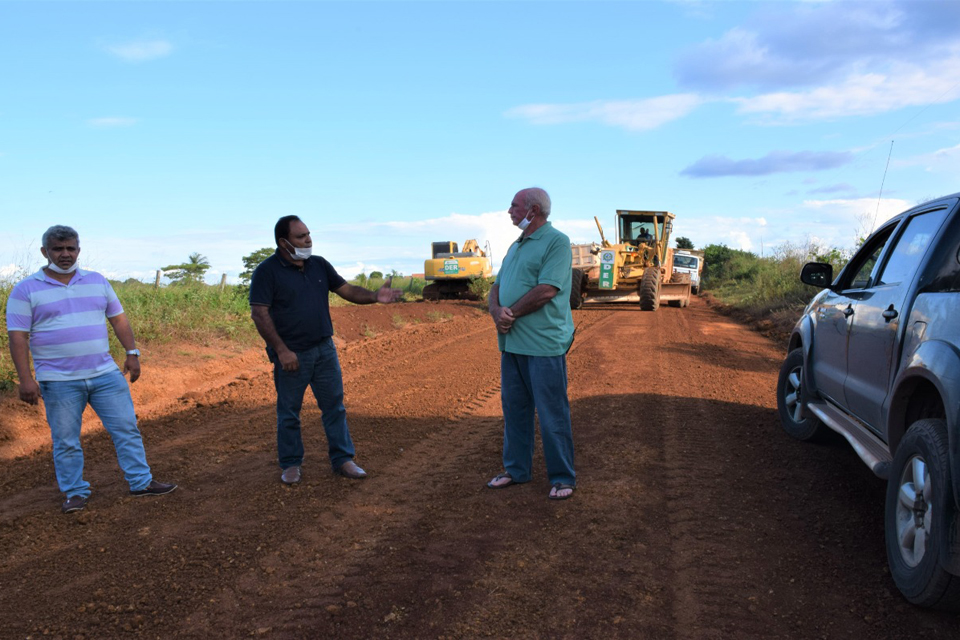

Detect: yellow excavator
[422,239,493,300]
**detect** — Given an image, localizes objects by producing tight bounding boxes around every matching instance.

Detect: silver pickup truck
[777,191,960,610]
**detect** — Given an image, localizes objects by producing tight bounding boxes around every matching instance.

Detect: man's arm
[250,305,299,372]
[507,284,559,319]
[107,312,142,383]
[488,284,515,334]
[8,331,40,405]
[333,279,402,305]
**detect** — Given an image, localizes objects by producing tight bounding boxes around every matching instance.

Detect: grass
[329,275,427,307]
[701,240,851,340]
[0,279,261,391]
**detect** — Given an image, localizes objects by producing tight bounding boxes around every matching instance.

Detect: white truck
[672,249,704,294]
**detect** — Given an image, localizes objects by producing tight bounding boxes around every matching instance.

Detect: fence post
[154,270,161,289]
[219,274,227,290]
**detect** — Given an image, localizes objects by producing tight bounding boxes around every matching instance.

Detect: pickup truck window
[877,211,945,286]
[847,225,895,289]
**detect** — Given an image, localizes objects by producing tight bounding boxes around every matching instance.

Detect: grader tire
[570,270,584,310]
[639,268,661,311]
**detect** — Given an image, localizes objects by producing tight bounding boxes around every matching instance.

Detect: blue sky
[2,0,959,284]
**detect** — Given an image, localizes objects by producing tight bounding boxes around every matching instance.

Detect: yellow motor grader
[422,239,493,300]
[570,210,691,310]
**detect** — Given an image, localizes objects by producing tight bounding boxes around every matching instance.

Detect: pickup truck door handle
[882,305,899,322]
[843,305,854,317]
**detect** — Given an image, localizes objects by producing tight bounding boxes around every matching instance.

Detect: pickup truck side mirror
[800,262,834,288]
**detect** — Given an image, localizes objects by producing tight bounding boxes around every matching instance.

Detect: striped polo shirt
[6,268,123,382]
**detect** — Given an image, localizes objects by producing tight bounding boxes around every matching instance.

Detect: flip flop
[548,483,575,500]
[486,472,516,489]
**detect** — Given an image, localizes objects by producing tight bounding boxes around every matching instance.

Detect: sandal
[548,483,575,500]
[486,472,516,489]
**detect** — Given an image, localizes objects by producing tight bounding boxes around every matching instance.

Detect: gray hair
[524,187,552,219]
[42,225,79,249]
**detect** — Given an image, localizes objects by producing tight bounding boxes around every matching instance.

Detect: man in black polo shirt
[250,215,402,485]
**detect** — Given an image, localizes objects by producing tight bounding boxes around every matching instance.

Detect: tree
[369,271,384,280]
[239,247,275,287]
[162,253,210,285]
[676,236,695,249]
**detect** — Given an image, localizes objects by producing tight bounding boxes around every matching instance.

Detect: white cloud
[734,56,960,123]
[0,263,22,282]
[675,1,960,92]
[104,39,173,62]
[87,117,138,128]
[802,197,909,240]
[899,142,960,173]
[505,94,703,132]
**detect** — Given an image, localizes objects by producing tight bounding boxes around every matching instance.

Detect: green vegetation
[0,254,433,393]
[0,279,16,390]
[108,281,258,348]
[0,278,260,392]
[239,247,274,288]
[468,276,494,306]
[331,274,427,306]
[427,310,453,322]
[701,240,850,318]
[161,253,211,285]
[675,236,695,249]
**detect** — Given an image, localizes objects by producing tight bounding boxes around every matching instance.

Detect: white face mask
[47,261,78,274]
[517,213,533,231]
[283,240,312,260]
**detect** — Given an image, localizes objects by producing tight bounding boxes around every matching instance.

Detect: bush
[703,240,851,318]
[468,276,494,305]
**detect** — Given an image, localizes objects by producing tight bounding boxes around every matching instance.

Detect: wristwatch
[126,349,140,357]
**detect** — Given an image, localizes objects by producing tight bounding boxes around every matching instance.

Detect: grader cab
[571,210,691,310]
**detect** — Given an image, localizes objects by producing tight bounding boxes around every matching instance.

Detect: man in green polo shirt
[486,187,576,500]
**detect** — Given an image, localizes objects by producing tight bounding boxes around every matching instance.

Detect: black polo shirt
[249,251,347,351]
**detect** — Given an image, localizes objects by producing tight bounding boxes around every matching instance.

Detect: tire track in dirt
[204,307,623,636]
[657,300,779,639]
[6,299,959,638]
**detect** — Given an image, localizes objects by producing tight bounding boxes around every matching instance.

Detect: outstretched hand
[377,277,403,304]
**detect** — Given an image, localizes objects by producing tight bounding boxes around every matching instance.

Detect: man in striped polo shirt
[6,225,176,514]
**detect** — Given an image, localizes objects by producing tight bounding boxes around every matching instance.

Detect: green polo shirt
[495,222,574,356]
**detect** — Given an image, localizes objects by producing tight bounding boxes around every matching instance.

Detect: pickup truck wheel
[884,419,960,610]
[775,348,825,441]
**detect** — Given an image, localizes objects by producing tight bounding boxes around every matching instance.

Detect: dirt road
[1,298,957,638]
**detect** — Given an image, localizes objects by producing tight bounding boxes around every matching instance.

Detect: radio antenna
[873,140,894,231]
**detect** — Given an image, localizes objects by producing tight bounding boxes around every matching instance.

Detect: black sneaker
[62,495,89,514]
[130,480,178,497]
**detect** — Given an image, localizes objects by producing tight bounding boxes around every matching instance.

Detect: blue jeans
[500,352,576,486]
[271,338,355,470]
[39,370,153,498]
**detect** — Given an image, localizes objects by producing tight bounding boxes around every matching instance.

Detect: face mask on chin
[46,261,78,274]
[517,213,533,231]
[283,240,312,261]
